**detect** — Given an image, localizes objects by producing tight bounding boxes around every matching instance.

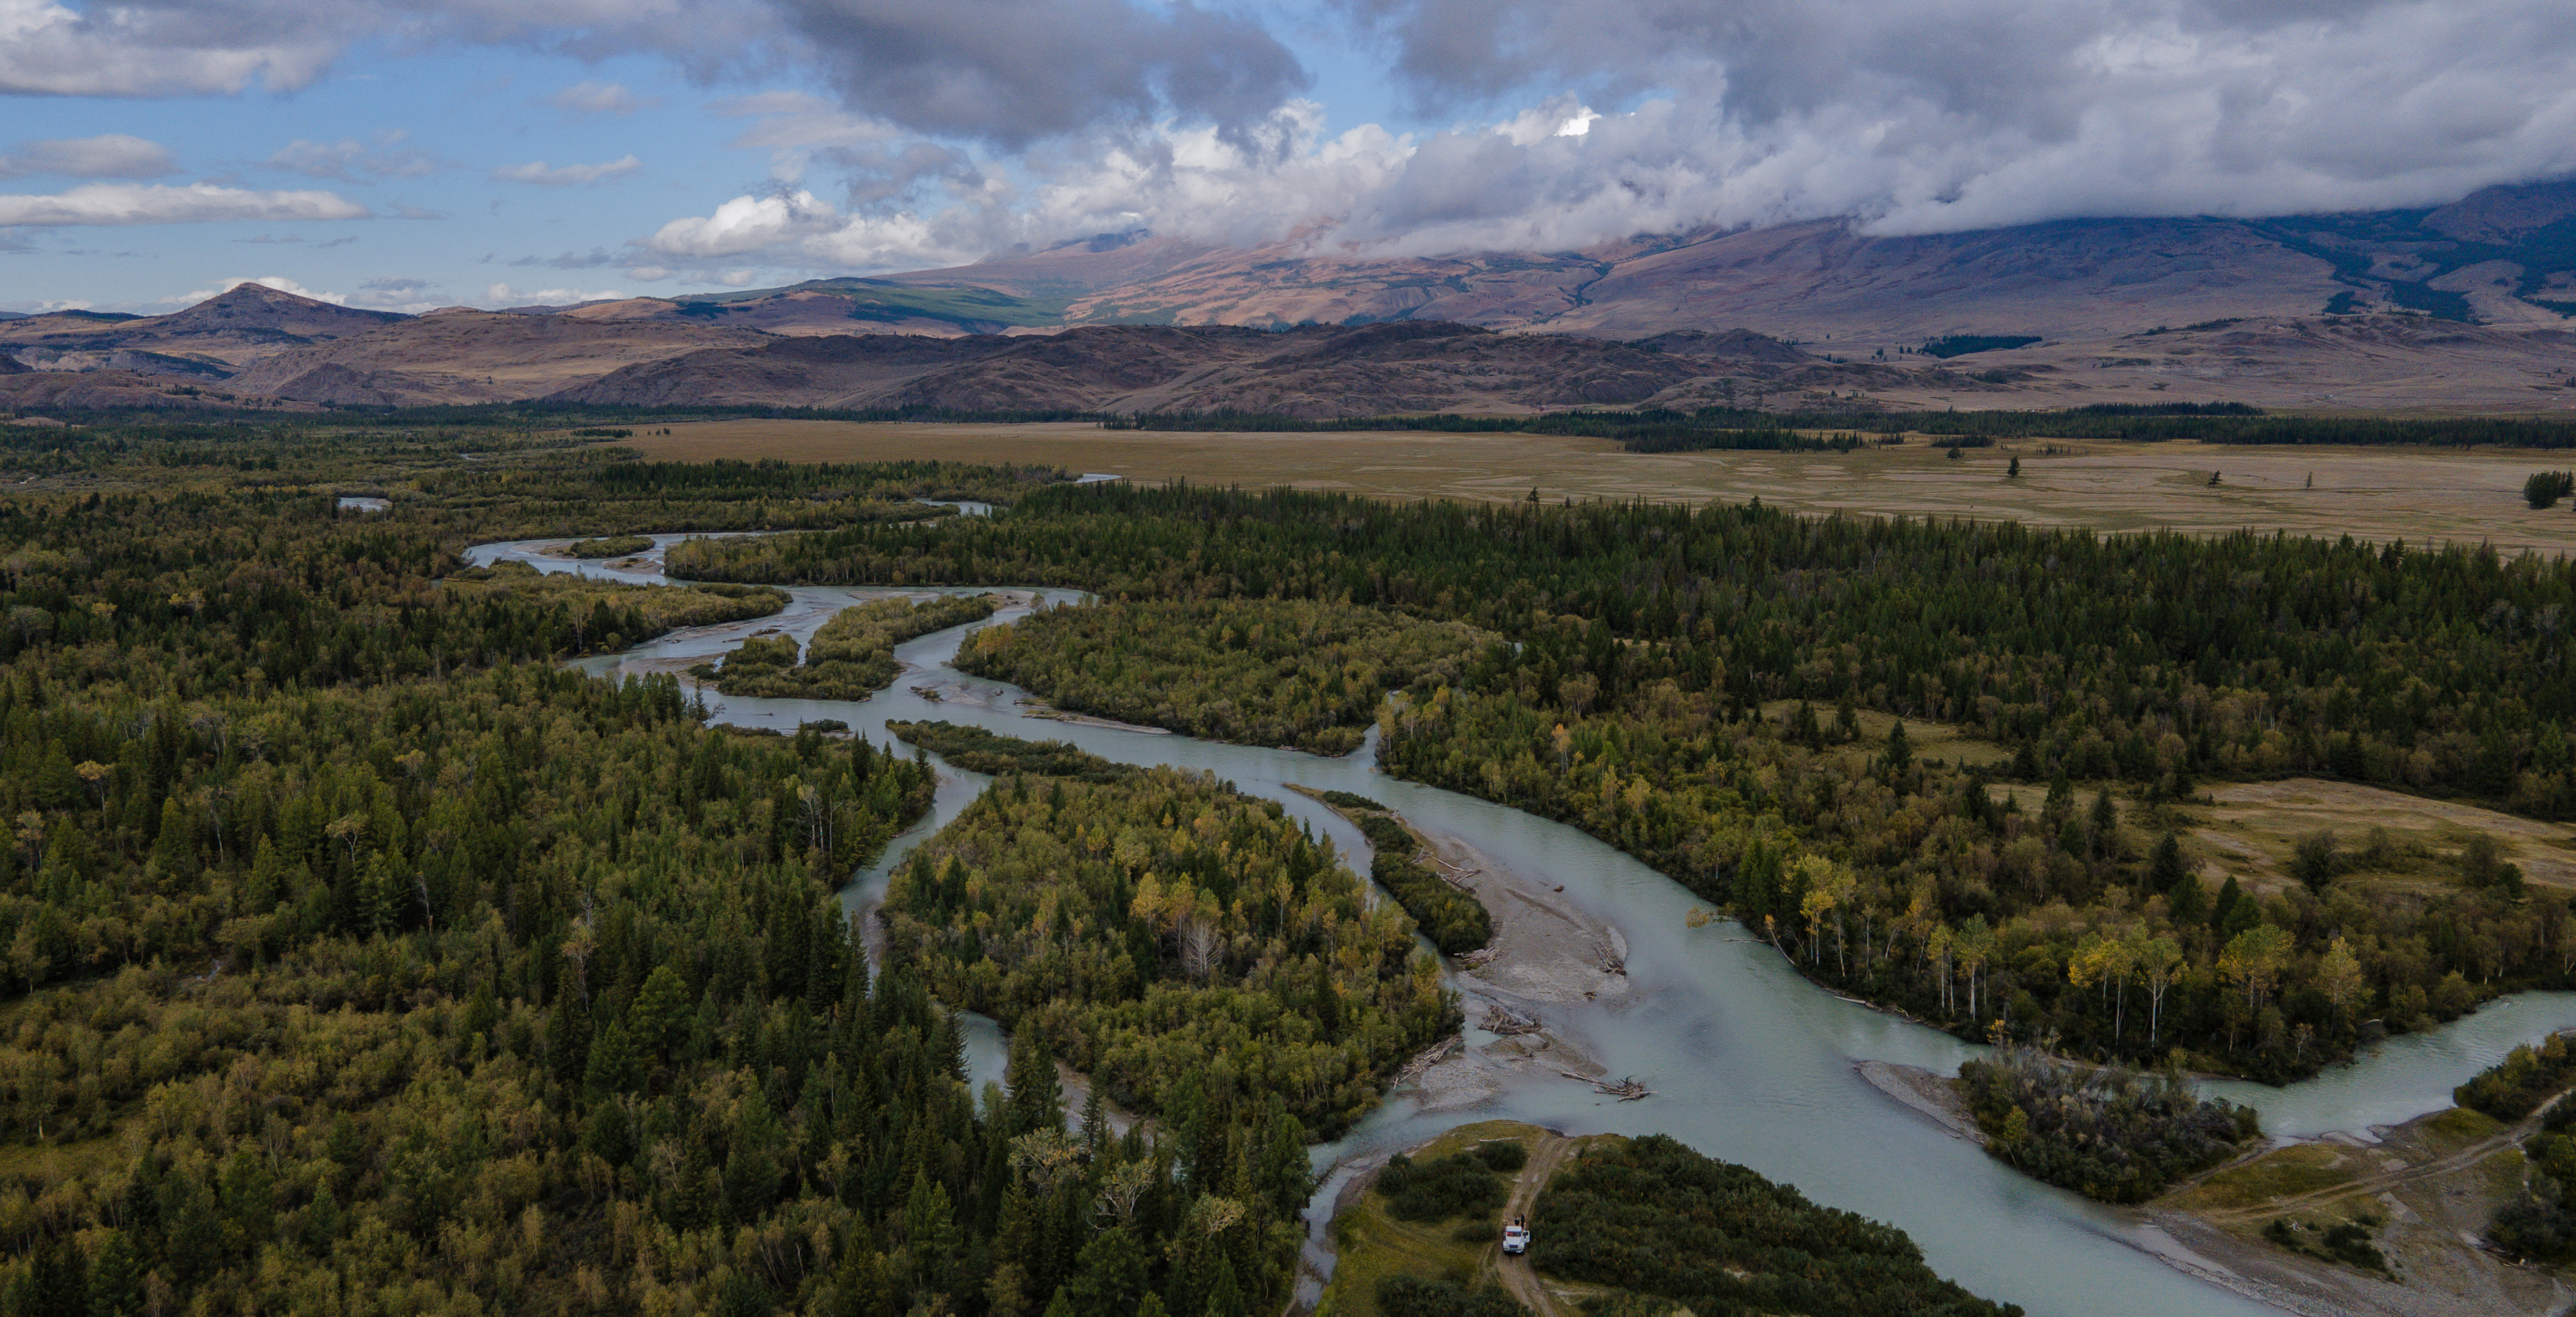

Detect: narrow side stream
[470,533,2576,1317]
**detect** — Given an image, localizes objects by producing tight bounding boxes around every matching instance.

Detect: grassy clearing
[1322,1121,1542,1317]
[1988,773,2576,916]
[2162,1144,2362,1213]
[618,422,2576,555]
[0,1135,124,1185]
[2424,1107,2508,1146]
[2194,778,2576,896]
[1753,700,2014,770]
[2474,1146,2530,1199]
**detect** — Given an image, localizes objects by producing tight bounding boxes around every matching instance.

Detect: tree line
[1088,403,2576,448]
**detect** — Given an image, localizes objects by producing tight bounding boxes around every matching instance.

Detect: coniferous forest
[0,433,1253,1317]
[6,418,2575,1310]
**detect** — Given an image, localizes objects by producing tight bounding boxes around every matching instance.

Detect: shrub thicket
[1958,1048,2259,1202]
[1354,813,1494,954]
[1378,1152,1507,1222]
[564,533,652,558]
[885,720,1139,782]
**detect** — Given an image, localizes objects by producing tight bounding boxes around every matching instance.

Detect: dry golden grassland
[2192,779,2576,899]
[1986,775,2576,912]
[613,420,2576,554]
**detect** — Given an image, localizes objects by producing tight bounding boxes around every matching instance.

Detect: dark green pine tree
[2149,834,2187,891]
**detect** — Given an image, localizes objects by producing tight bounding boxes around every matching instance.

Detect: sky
[6,0,2576,314]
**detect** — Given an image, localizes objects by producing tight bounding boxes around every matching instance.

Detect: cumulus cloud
[0,0,1275,150]
[0,134,177,180]
[347,275,448,311]
[0,0,342,95]
[1324,0,2576,238]
[264,131,445,181]
[606,0,2576,274]
[646,191,849,259]
[23,0,2576,268]
[483,282,626,306]
[719,92,895,149]
[495,155,643,185]
[549,79,657,116]
[0,182,370,227]
[512,248,625,269]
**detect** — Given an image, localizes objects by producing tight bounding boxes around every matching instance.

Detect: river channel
[467,530,2576,1317]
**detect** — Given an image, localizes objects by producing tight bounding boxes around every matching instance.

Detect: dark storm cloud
[7,0,1303,151]
[774,0,1306,149]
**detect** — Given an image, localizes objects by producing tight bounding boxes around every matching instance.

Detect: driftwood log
[1560,1070,1652,1101]
[1396,1035,1462,1086]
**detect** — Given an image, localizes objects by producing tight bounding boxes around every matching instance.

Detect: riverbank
[1300,790,1632,1111]
[1017,703,1172,734]
[1857,1060,1986,1145]
[1856,1061,2344,1316]
[1858,1059,2575,1316]
[2152,1099,2573,1317]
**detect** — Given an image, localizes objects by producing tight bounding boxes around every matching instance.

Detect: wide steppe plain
[619,420,2576,555]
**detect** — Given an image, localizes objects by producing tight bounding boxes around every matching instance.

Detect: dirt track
[2189,1091,2569,1227]
[1496,1133,1577,1317]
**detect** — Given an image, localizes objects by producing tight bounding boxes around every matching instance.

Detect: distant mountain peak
[154,283,406,335]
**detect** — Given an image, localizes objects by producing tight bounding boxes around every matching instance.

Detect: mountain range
[6,182,2575,418]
